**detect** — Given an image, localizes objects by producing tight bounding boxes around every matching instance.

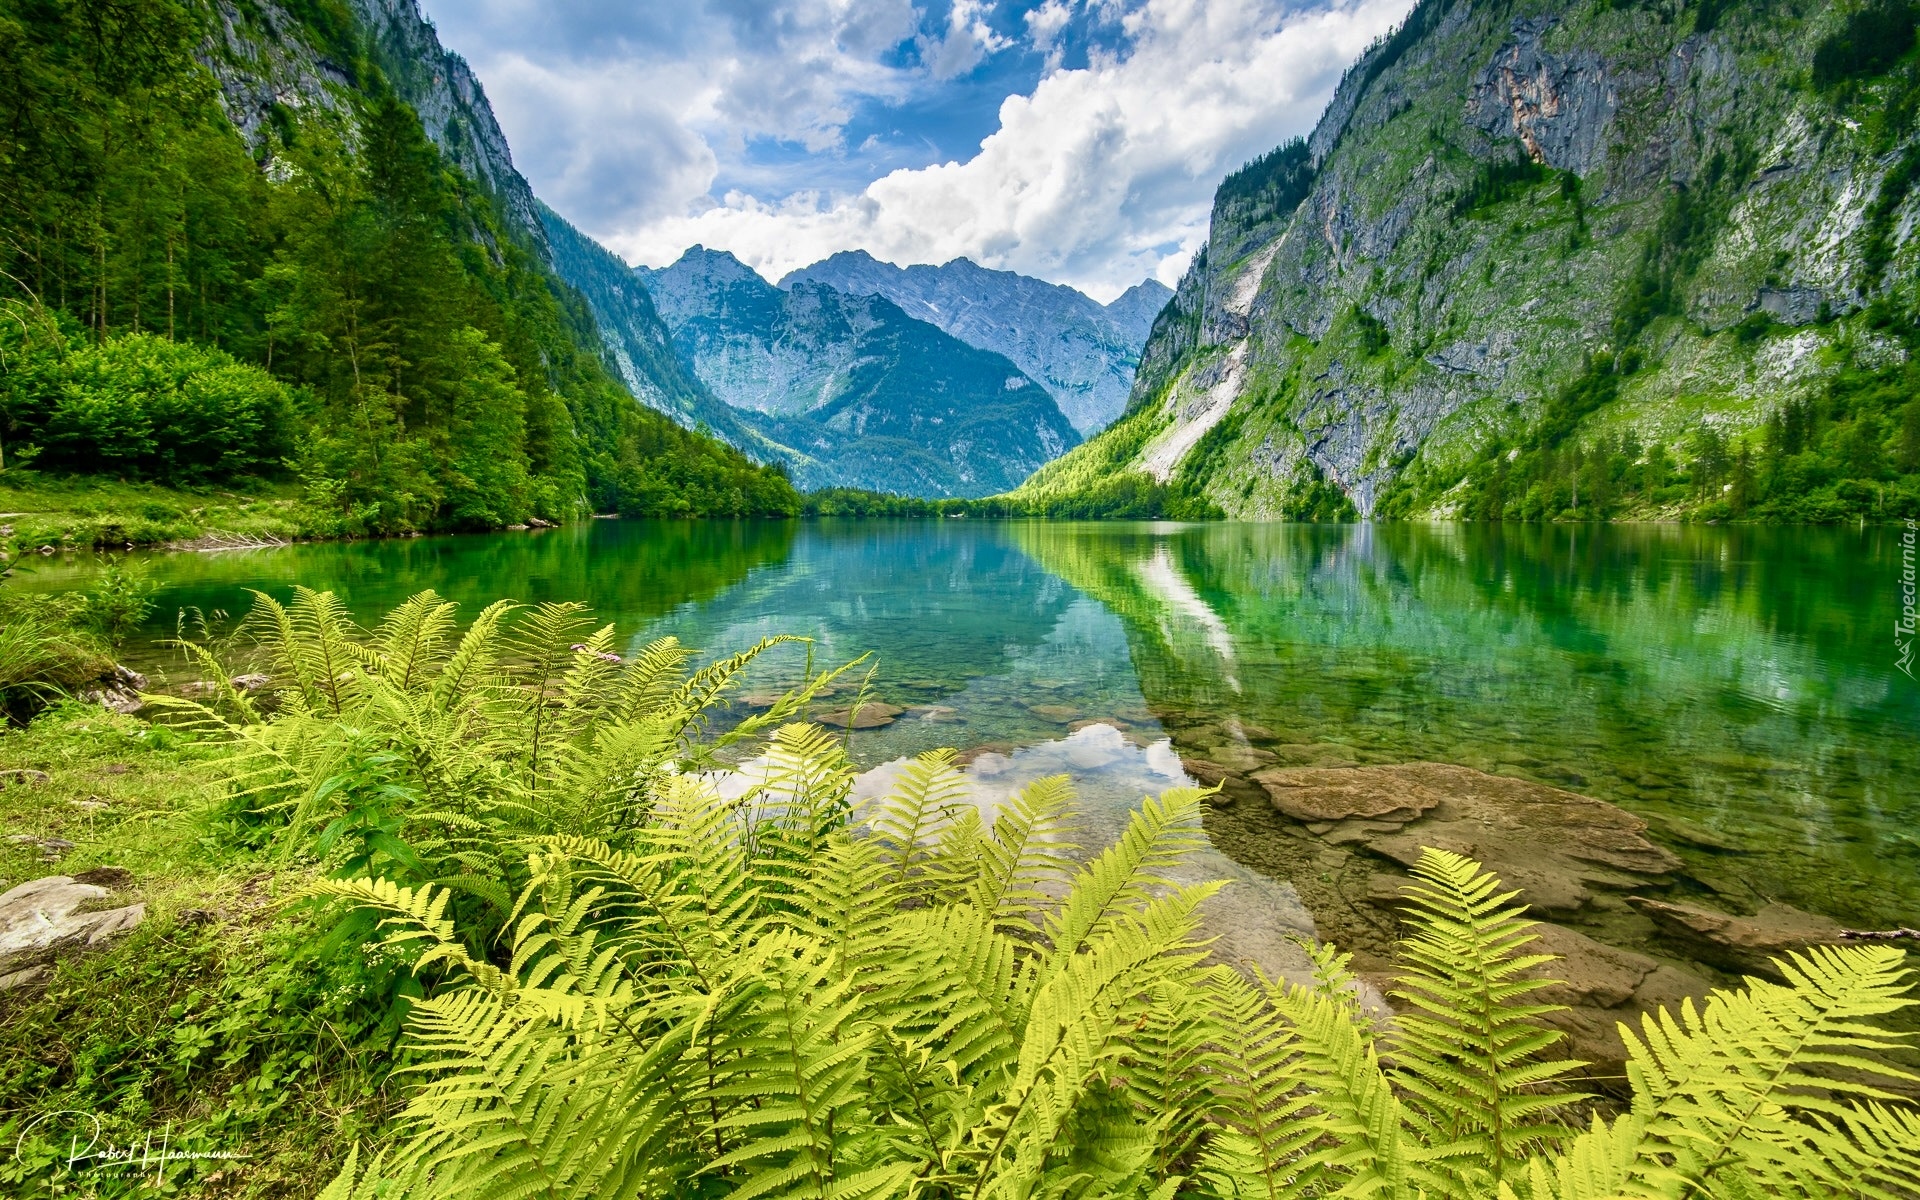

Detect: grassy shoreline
[0,473,308,558]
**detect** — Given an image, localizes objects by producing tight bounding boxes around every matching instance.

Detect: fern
[1389,849,1583,1194]
[194,592,1914,1200]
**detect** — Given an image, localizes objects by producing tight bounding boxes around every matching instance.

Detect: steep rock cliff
[1018,0,1920,518]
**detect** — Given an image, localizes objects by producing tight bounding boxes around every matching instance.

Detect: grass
[0,471,307,557]
[0,703,395,1197]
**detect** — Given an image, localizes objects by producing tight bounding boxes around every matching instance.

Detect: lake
[19,518,1920,965]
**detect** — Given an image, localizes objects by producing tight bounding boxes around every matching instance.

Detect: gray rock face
[781,251,1168,435]
[1753,285,1828,326]
[200,1,355,153]
[0,874,145,991]
[1467,16,1618,176]
[346,0,548,254]
[638,248,1081,497]
[1042,0,1918,518]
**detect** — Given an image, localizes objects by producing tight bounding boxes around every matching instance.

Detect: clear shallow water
[18,518,1920,931]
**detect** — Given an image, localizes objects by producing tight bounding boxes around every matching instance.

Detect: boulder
[1626,897,1845,979]
[80,665,146,715]
[0,875,145,991]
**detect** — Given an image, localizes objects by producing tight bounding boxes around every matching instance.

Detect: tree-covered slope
[0,0,797,531]
[782,250,1171,435]
[639,248,1082,497]
[1016,0,1920,522]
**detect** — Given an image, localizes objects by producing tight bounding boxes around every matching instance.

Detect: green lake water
[18,518,1920,935]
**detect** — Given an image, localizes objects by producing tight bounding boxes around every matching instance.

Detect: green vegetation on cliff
[0,0,797,533]
[1019,0,1920,523]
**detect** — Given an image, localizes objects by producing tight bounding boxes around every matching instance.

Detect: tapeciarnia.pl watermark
[1900,518,1917,679]
[14,1110,250,1186]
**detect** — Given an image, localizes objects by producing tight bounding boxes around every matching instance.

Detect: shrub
[22,332,296,485]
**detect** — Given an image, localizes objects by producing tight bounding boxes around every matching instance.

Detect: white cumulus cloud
[607,0,1411,299]
[427,0,1414,300]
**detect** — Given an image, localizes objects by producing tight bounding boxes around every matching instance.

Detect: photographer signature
[14,1111,250,1185]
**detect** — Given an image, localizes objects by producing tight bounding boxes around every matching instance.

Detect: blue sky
[418,0,1412,300]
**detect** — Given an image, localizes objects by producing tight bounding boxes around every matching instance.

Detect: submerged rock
[815,702,904,729]
[1260,762,1681,918]
[1625,897,1845,979]
[1027,703,1083,724]
[0,874,145,992]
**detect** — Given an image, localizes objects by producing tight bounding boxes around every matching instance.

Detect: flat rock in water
[1180,759,1232,788]
[1254,765,1446,823]
[815,702,904,729]
[1027,704,1082,723]
[0,875,145,991]
[1269,763,1682,917]
[1626,897,1845,978]
[1522,923,1714,1088]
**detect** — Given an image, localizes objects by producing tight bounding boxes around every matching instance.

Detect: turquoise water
[19,518,1920,932]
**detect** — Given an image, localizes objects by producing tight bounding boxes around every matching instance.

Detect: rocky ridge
[782,251,1171,435]
[638,248,1082,497]
[1017,0,1920,516]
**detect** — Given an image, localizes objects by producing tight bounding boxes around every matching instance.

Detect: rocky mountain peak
[781,252,1169,435]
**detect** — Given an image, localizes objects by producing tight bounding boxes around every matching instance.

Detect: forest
[0,0,799,536]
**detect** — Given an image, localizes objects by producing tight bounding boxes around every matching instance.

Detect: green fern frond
[969,773,1081,931]
[1624,943,1919,1199]
[364,589,458,692]
[867,747,971,898]
[428,598,515,716]
[1044,786,1207,963]
[1390,847,1583,1191]
[1195,969,1323,1200]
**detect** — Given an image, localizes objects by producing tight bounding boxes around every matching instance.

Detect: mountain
[782,251,1170,435]
[344,0,549,255]
[1015,0,1920,522]
[536,204,771,450]
[2,0,797,527]
[638,248,1082,497]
